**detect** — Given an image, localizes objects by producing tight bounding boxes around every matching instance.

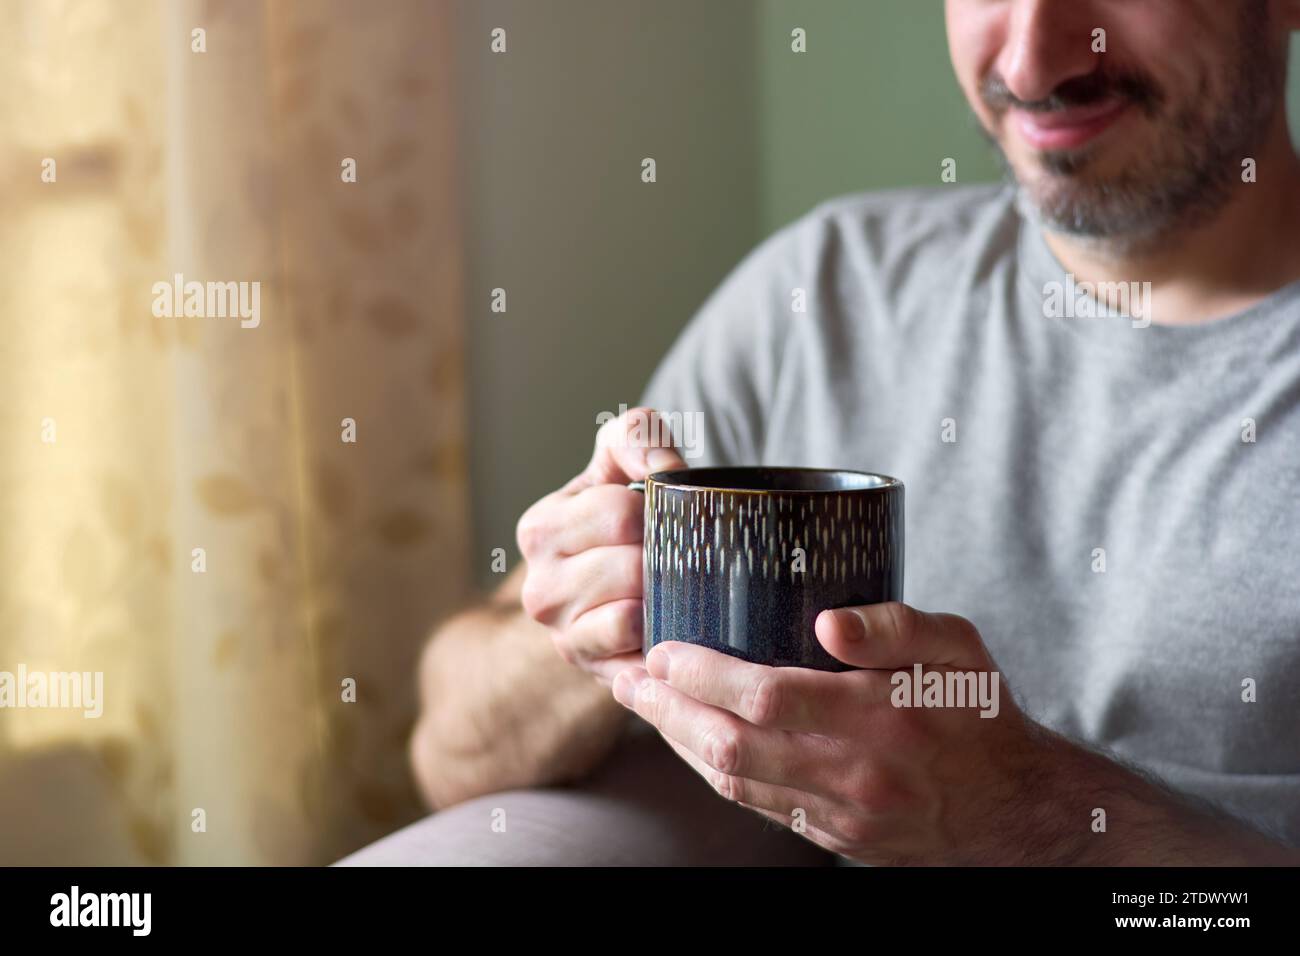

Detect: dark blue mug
[635,467,904,671]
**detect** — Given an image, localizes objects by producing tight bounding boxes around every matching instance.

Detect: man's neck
[1040,117,1300,327]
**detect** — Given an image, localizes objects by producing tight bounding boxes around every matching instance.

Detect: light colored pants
[337,722,833,866]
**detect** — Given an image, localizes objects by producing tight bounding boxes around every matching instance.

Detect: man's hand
[516,407,684,686]
[611,602,1298,865]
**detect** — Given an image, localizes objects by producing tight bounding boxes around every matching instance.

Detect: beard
[980,1,1286,254]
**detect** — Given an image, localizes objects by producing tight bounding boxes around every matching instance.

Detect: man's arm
[606,601,1300,865]
[1022,726,1299,866]
[409,409,687,811]
[409,565,631,810]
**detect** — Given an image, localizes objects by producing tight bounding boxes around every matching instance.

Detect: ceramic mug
[633,467,904,671]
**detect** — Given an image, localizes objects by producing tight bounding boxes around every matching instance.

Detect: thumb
[814,602,983,669]
[581,406,687,487]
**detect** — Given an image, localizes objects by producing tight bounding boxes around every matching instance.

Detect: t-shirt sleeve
[635,212,818,468]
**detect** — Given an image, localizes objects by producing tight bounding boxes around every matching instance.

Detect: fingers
[654,731,840,829]
[537,484,647,558]
[584,650,645,689]
[611,665,844,799]
[520,544,641,631]
[558,545,644,623]
[643,641,891,734]
[555,598,644,666]
[515,406,689,679]
[638,695,853,850]
[815,602,984,670]
[516,407,687,562]
[736,800,853,858]
[575,406,687,490]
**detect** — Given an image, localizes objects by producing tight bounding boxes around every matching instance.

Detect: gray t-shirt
[639,182,1300,847]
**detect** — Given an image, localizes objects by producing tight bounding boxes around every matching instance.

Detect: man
[343,0,1300,865]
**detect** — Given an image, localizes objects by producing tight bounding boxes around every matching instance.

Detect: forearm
[1009,724,1299,865]
[410,594,631,810]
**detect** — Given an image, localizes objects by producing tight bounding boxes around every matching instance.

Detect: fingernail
[831,608,866,641]
[611,672,635,707]
[647,448,681,472]
[646,644,672,680]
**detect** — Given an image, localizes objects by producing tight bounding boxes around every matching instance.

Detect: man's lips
[1011,99,1131,151]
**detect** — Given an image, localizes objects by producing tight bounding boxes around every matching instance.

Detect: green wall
[757,0,1002,234]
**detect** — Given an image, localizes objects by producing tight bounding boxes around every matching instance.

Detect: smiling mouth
[1011,99,1131,152]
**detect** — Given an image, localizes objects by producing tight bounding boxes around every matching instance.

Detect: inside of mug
[649,467,898,492]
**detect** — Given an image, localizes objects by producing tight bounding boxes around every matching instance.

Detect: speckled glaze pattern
[643,468,904,671]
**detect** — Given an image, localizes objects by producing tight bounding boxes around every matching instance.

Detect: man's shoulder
[801,182,1017,251]
[810,181,1012,219]
[760,182,1022,303]
[714,184,1017,294]
[683,183,1020,345]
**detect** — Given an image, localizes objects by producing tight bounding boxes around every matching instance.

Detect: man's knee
[336,787,641,865]
[337,725,832,866]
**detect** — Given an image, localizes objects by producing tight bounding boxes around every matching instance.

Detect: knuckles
[741,672,784,727]
[834,812,885,851]
[610,544,645,591]
[514,503,551,560]
[549,630,578,666]
[944,613,983,652]
[701,721,743,776]
[608,492,647,544]
[841,758,913,828]
[880,603,983,658]
[519,570,559,626]
[613,598,645,643]
[707,767,743,804]
[882,601,922,645]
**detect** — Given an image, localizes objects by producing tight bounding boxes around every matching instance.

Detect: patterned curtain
[0,0,470,864]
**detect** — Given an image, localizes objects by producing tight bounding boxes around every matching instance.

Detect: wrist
[1008,725,1295,865]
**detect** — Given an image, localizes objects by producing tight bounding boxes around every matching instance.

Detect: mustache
[981,69,1163,116]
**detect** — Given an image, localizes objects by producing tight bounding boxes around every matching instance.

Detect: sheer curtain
[0,0,470,864]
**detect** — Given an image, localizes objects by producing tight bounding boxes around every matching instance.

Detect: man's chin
[1016,185,1172,254]
[1012,179,1127,240]
[1010,156,1148,229]
[1008,140,1120,181]
[993,137,1178,245]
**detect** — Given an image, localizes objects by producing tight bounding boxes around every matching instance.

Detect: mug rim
[646,466,903,495]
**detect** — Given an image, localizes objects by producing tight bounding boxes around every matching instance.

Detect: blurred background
[0,0,1296,865]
